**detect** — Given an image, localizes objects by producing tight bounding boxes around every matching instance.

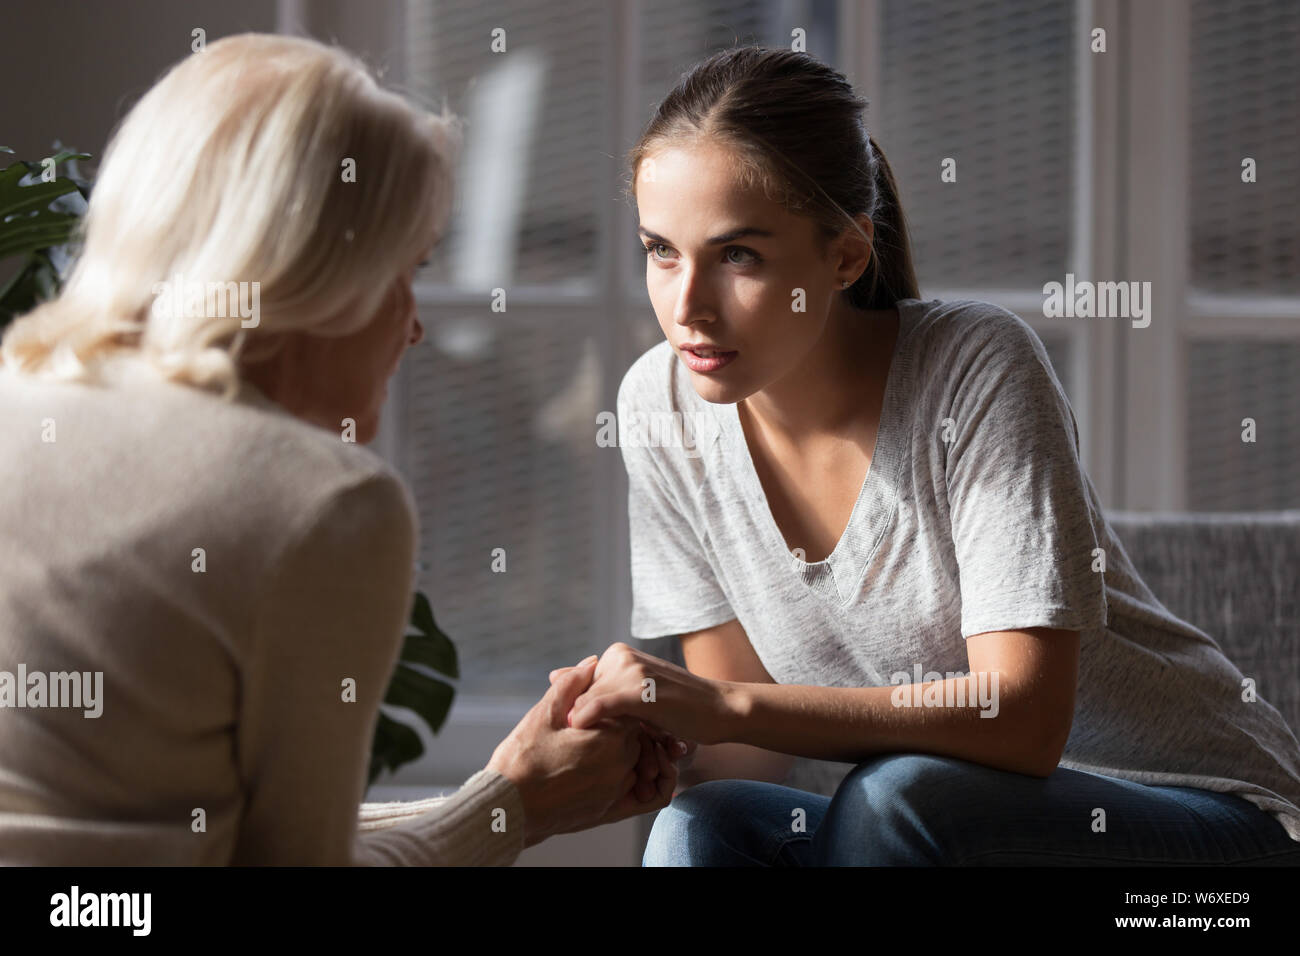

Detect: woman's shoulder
[165,375,404,488]
[905,296,1041,348]
[207,381,417,538]
[902,296,1058,387]
[166,381,420,590]
[0,367,413,541]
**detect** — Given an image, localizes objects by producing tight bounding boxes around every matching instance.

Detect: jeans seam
[768,833,813,866]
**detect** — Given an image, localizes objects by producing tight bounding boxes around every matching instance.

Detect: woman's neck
[740,300,900,449]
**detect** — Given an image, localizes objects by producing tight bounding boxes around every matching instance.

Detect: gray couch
[783,509,1300,796]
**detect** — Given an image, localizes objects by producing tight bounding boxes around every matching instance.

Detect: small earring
[841,279,852,289]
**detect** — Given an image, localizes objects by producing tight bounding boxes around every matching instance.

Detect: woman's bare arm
[718,627,1081,778]
[571,627,1079,782]
[675,618,795,788]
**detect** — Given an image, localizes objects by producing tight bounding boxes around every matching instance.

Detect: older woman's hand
[489,655,696,847]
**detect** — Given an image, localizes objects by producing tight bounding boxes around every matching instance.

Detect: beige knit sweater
[0,364,524,865]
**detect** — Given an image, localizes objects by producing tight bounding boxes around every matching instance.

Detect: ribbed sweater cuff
[354,767,526,866]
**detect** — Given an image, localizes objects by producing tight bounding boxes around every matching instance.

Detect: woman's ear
[821,210,873,282]
[827,214,874,285]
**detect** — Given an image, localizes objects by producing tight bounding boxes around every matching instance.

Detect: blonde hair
[1,33,461,401]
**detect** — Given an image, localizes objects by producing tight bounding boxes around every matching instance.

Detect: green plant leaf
[17,151,92,199]
[411,590,445,638]
[383,666,455,736]
[369,711,426,785]
[28,148,90,168]
[405,591,459,677]
[0,211,79,260]
[0,255,58,326]
[399,630,460,679]
[0,162,82,221]
[0,254,36,303]
[365,589,461,788]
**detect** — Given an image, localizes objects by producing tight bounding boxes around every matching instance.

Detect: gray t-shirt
[617,296,1300,841]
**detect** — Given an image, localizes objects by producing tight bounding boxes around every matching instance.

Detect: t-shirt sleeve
[943,314,1109,639]
[618,368,735,639]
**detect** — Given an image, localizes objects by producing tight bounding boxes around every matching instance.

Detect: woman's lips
[681,346,738,373]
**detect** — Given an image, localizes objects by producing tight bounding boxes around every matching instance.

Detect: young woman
[560,46,1300,865]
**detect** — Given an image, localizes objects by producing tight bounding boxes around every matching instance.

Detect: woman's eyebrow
[637,225,775,245]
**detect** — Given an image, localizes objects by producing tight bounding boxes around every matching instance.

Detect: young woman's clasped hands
[549,644,731,774]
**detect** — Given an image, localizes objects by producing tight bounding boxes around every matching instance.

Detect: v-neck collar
[713,298,919,605]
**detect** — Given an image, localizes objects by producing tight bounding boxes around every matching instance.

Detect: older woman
[0,33,680,865]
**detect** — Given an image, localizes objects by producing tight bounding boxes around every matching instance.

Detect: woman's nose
[409,316,424,346]
[673,264,713,326]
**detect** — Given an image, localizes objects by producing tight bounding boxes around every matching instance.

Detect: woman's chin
[689,378,742,406]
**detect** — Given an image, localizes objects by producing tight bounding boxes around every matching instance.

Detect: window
[1182,0,1300,510]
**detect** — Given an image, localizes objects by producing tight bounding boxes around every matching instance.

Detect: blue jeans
[643,754,1300,865]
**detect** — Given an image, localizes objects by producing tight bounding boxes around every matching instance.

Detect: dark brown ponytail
[861,135,920,310]
[627,46,920,313]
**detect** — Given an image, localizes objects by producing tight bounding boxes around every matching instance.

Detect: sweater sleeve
[231,470,526,865]
[353,767,525,866]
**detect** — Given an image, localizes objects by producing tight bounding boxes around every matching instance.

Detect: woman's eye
[641,243,759,266]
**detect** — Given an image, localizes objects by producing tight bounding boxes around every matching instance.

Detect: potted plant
[0,144,456,788]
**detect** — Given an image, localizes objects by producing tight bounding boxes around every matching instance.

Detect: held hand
[584,733,679,828]
[559,643,734,744]
[487,658,644,847]
[548,659,697,801]
[544,728,679,836]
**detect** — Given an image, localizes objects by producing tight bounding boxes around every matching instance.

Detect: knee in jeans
[823,754,971,863]
[642,780,756,866]
[839,753,966,804]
